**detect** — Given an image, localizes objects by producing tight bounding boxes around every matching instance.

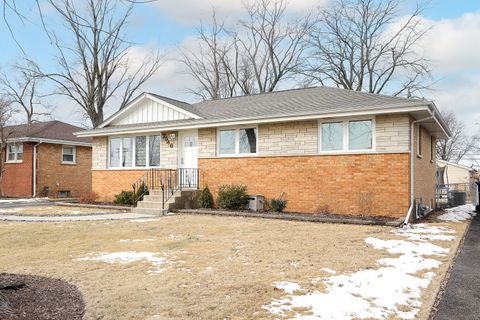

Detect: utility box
[248,195,264,211]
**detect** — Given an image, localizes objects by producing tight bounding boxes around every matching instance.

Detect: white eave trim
[7,137,92,147]
[97,93,202,129]
[437,159,474,171]
[76,104,436,138]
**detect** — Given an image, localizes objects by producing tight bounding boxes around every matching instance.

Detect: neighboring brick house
[76,87,451,220]
[1,121,92,198]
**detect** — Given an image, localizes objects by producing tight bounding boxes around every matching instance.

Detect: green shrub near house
[269,197,288,212]
[197,186,214,208]
[217,184,249,210]
[114,191,134,205]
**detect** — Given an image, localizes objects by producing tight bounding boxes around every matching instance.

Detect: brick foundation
[199,153,410,218]
[92,170,145,202]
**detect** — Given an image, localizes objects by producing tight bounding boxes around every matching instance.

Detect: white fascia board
[97,93,201,129]
[7,137,92,147]
[76,104,432,137]
[437,159,473,171]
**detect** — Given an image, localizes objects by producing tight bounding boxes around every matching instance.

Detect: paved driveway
[434,213,480,320]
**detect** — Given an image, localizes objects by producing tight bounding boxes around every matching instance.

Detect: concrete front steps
[131,189,198,216]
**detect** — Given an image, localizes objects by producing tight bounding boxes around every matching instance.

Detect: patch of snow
[437,204,476,222]
[320,268,336,274]
[273,281,302,294]
[76,251,171,273]
[264,224,456,319]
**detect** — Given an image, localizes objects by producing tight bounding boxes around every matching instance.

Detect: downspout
[403,112,435,225]
[33,141,42,197]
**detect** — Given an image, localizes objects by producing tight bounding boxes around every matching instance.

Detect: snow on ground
[264,223,457,319]
[273,281,302,294]
[437,204,476,222]
[76,251,173,273]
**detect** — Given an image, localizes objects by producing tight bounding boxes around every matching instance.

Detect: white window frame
[417,124,423,158]
[217,125,259,157]
[108,135,161,169]
[61,145,76,164]
[6,142,23,163]
[318,117,376,153]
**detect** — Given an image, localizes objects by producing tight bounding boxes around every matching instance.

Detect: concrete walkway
[434,213,480,320]
[0,212,158,222]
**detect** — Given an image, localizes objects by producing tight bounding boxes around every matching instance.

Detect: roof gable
[99,93,201,128]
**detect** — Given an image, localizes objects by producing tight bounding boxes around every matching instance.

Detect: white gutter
[403,112,435,225]
[32,141,43,197]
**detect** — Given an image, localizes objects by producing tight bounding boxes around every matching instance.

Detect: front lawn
[0,205,123,216]
[0,209,472,319]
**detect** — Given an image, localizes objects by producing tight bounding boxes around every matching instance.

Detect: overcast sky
[0,0,479,142]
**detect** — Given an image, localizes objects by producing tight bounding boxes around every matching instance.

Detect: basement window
[6,143,23,163]
[62,145,76,164]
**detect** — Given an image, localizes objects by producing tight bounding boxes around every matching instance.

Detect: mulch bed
[0,274,85,320]
[178,209,403,226]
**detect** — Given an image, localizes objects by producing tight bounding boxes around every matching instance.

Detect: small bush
[270,197,288,212]
[197,186,214,208]
[315,204,331,215]
[114,190,134,205]
[217,184,249,210]
[79,192,98,204]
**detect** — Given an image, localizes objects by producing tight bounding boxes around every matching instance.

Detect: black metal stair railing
[132,168,199,209]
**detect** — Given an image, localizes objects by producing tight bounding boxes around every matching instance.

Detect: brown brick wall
[36,144,92,197]
[413,124,436,209]
[92,170,145,202]
[199,153,410,218]
[1,143,34,197]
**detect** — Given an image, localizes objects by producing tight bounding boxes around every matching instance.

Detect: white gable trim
[98,93,201,129]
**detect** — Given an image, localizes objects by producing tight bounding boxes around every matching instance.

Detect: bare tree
[29,0,163,127]
[0,62,52,123]
[305,0,431,97]
[181,0,313,100]
[437,110,479,163]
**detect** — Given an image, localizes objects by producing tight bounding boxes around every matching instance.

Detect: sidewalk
[434,213,480,320]
[0,212,157,222]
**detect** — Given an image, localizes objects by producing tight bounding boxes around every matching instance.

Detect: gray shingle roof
[189,86,427,120]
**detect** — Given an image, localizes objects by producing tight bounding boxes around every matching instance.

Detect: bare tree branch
[25,0,163,127]
[304,0,432,97]
[437,110,479,163]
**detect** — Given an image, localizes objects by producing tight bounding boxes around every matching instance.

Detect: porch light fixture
[162,133,176,148]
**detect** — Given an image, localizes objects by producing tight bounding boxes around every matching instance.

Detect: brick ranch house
[1,121,92,198]
[76,86,451,220]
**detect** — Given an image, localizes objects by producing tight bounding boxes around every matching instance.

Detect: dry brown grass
[0,214,469,320]
[0,205,122,216]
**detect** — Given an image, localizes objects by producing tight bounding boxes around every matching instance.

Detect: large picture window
[6,143,23,162]
[319,119,374,152]
[218,127,257,156]
[109,135,161,168]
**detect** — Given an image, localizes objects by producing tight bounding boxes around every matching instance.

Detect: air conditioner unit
[248,195,264,211]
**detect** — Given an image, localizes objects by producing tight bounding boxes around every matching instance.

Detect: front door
[179,129,198,188]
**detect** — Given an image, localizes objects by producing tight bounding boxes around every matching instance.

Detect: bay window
[7,143,23,162]
[319,119,374,152]
[218,127,257,156]
[109,135,161,168]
